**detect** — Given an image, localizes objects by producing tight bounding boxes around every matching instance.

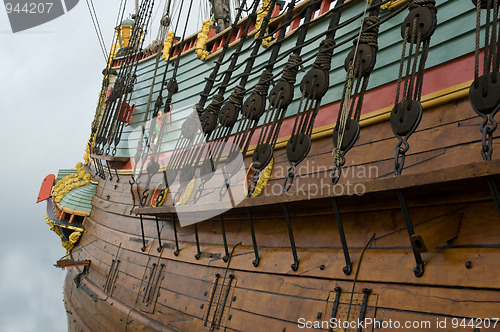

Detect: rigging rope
[470,0,500,161]
[218,0,298,200]
[93,0,156,157]
[245,0,326,197]
[132,0,196,208]
[391,0,437,175]
[171,0,261,204]
[85,0,108,62]
[192,0,277,202]
[88,0,127,167]
[330,3,381,185]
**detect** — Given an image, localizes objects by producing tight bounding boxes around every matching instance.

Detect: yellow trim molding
[102,80,472,175]
[246,80,473,156]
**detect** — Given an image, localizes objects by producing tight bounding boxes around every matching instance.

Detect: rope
[408,0,436,10]
[228,84,246,107]
[85,0,107,62]
[95,0,155,153]
[253,69,274,95]
[206,94,225,114]
[281,53,302,84]
[332,0,378,173]
[313,38,335,71]
[356,16,379,48]
[391,0,436,175]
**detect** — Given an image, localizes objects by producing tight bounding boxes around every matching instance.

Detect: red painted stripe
[123,53,475,171]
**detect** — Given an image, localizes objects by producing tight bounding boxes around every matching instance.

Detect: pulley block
[269,81,294,108]
[242,93,266,121]
[219,103,239,127]
[179,165,195,185]
[146,161,160,176]
[300,68,329,100]
[286,134,312,163]
[469,72,500,114]
[200,157,216,181]
[344,44,376,77]
[252,143,273,170]
[164,168,178,186]
[225,150,244,175]
[401,6,437,43]
[199,110,217,135]
[155,95,163,109]
[332,119,360,151]
[390,100,422,136]
[180,117,198,139]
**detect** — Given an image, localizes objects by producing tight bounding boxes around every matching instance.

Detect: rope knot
[313,38,335,71]
[253,69,274,95]
[282,54,302,84]
[355,16,379,49]
[229,84,246,107]
[206,94,225,114]
[409,0,436,10]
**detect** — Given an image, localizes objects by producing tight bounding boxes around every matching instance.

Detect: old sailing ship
[37,0,500,330]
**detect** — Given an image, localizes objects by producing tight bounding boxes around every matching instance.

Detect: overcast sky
[0,2,138,331]
[0,0,217,329]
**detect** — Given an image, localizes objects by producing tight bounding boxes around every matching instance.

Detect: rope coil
[409,0,436,10]
[282,53,302,84]
[229,85,246,107]
[313,38,335,71]
[253,69,274,95]
[356,16,379,48]
[206,94,225,114]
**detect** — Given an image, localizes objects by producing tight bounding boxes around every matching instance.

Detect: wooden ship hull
[39,0,500,330]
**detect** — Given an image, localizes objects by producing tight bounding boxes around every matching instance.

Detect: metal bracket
[220,215,230,262]
[154,215,163,253]
[139,214,146,252]
[247,168,261,197]
[283,204,299,271]
[328,287,342,332]
[91,158,100,177]
[105,161,114,181]
[246,208,260,267]
[172,214,180,256]
[94,158,106,179]
[283,164,296,193]
[194,224,201,260]
[204,273,220,326]
[332,198,352,275]
[357,288,372,332]
[216,274,234,330]
[129,176,137,215]
[397,190,424,277]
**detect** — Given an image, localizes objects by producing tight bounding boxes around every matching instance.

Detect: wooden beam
[90,153,130,163]
[135,159,500,215]
[55,259,91,268]
[411,214,462,253]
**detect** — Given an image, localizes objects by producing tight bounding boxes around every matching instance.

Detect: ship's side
[41,0,500,330]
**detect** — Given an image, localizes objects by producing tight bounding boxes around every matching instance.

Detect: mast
[211,0,231,30]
